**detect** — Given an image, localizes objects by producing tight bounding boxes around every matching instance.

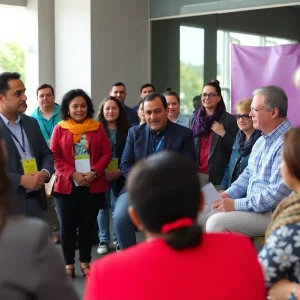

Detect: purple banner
[231,43,300,126]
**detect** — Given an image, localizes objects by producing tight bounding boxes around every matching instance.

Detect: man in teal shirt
[31,84,60,146]
[31,83,60,243]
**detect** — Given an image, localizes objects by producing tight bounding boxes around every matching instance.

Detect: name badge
[21,158,38,174]
[108,158,119,172]
[74,154,91,173]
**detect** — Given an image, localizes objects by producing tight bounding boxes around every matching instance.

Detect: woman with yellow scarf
[50,89,112,278]
[259,127,300,300]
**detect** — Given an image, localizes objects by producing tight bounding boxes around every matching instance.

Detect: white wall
[55,0,91,102]
[0,0,25,6]
[25,0,55,114]
[25,0,39,114]
[90,0,150,107]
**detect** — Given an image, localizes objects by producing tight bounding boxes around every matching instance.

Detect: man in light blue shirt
[205,86,292,237]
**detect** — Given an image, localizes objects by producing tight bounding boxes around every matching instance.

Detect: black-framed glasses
[236,114,250,121]
[201,93,218,99]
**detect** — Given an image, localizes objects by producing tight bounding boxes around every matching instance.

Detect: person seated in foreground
[84,152,266,300]
[205,86,292,237]
[259,127,300,300]
[0,130,79,300]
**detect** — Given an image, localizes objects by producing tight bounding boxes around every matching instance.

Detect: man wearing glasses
[205,86,292,237]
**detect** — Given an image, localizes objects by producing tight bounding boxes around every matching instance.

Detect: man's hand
[220,191,230,199]
[20,174,44,190]
[212,198,235,212]
[106,169,121,181]
[71,171,90,186]
[34,170,49,182]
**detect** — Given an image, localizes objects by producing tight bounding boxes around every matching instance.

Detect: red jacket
[50,124,112,194]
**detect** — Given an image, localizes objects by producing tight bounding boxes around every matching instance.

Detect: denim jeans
[113,192,136,249]
[97,182,116,243]
[55,186,105,265]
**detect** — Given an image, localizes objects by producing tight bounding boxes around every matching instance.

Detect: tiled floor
[71,232,145,299]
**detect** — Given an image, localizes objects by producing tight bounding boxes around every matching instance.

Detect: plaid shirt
[227,119,292,212]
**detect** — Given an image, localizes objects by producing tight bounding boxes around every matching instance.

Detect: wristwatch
[288,287,297,300]
[91,169,98,178]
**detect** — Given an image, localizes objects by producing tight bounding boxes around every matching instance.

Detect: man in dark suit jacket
[113,93,197,250]
[0,72,54,219]
[109,82,139,126]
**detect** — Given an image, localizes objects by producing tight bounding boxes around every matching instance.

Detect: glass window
[0,5,26,82]
[180,26,204,114]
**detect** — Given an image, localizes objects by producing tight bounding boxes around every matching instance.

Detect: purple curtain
[231,43,300,126]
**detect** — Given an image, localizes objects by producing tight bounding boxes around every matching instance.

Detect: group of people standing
[0,70,300,299]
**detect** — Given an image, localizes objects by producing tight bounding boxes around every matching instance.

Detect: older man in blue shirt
[205,85,292,237]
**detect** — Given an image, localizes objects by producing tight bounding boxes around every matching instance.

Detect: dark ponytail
[127,152,203,252]
[165,225,202,250]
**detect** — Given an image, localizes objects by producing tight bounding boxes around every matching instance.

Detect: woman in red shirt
[50,89,111,278]
[191,80,238,188]
[85,151,266,300]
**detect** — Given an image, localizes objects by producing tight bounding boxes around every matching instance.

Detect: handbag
[45,174,57,198]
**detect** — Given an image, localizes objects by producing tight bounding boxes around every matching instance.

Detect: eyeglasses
[201,93,218,99]
[236,114,250,121]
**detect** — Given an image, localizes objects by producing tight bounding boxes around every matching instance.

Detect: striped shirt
[226,118,292,213]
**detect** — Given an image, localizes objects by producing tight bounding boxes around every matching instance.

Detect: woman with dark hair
[50,89,111,277]
[259,128,300,300]
[85,151,266,300]
[0,131,79,299]
[163,89,190,128]
[192,80,238,188]
[96,96,130,254]
[137,99,146,124]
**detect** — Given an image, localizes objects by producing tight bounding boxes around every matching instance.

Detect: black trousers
[55,186,105,265]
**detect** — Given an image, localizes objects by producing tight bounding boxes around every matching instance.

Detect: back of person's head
[143,93,168,109]
[36,83,55,96]
[235,98,252,112]
[253,85,288,118]
[283,127,300,182]
[163,89,180,105]
[202,79,226,111]
[140,83,155,93]
[0,72,21,96]
[0,130,12,232]
[127,151,203,250]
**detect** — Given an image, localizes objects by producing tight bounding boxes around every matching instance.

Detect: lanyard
[42,117,55,140]
[8,121,27,154]
[152,136,164,153]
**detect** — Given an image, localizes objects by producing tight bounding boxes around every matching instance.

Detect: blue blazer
[120,121,197,183]
[124,105,139,126]
[220,138,250,190]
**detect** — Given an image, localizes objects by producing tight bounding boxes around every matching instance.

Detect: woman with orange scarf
[50,89,111,278]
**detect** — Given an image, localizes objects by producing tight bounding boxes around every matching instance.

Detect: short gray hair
[252,85,288,118]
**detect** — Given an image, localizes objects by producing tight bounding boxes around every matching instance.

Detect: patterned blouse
[259,222,300,288]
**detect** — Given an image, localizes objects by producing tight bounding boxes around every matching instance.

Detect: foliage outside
[0,41,25,83]
[180,61,203,114]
